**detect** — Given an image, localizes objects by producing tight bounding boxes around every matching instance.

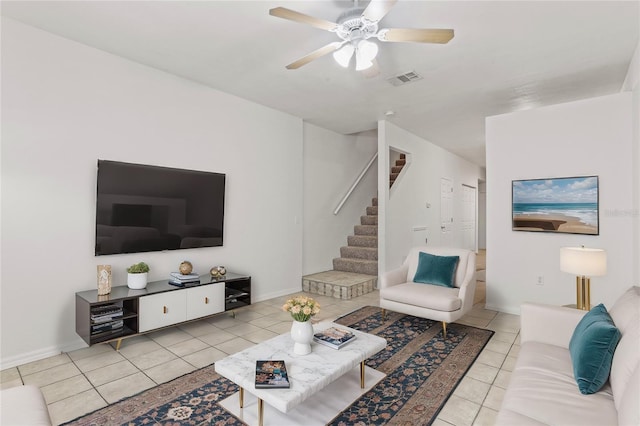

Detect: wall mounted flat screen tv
[512,175,599,235]
[95,160,225,256]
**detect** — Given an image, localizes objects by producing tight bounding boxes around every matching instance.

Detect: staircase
[332,197,379,276]
[390,153,406,187]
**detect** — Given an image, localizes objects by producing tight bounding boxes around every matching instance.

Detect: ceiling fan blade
[285,42,345,70]
[269,7,338,32]
[360,58,381,78]
[379,28,454,44]
[362,0,398,22]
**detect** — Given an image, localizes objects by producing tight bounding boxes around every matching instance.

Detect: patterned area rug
[64,306,493,426]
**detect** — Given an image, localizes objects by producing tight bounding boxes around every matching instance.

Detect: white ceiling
[2,1,638,166]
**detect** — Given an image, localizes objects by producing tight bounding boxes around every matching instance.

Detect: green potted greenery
[127,262,150,289]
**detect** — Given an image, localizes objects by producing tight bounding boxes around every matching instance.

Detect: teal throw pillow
[569,304,621,395]
[412,252,460,288]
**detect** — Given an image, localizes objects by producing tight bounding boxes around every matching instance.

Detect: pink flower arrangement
[282,296,320,322]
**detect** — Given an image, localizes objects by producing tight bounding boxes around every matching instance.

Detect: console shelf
[76,272,251,346]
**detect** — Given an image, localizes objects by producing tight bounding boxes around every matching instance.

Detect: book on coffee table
[255,360,290,389]
[313,326,356,349]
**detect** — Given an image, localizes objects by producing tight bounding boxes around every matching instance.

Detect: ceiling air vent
[387,71,423,87]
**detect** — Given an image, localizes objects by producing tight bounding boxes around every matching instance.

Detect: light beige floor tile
[243,328,280,344]
[206,315,241,329]
[115,337,162,359]
[40,374,93,404]
[22,363,81,388]
[483,385,507,411]
[0,367,20,384]
[0,378,23,389]
[494,370,512,389]
[501,356,518,372]
[67,343,114,361]
[216,337,255,354]
[198,328,236,346]
[144,358,196,384]
[17,353,71,376]
[182,347,227,368]
[47,389,107,425]
[473,406,499,426]
[73,350,126,373]
[475,349,507,369]
[453,376,491,405]
[147,328,193,347]
[231,310,266,322]
[468,307,498,320]
[248,316,281,328]
[508,344,520,358]
[166,338,210,357]
[432,419,455,426]
[128,348,177,370]
[245,303,283,316]
[458,316,492,328]
[491,331,518,344]
[515,333,521,345]
[84,360,140,387]
[466,362,500,385]
[178,320,221,337]
[485,339,512,355]
[438,394,481,426]
[265,321,294,334]
[225,322,263,336]
[96,372,155,404]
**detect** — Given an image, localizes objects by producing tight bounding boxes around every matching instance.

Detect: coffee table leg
[258,398,264,426]
[239,387,244,408]
[360,361,365,388]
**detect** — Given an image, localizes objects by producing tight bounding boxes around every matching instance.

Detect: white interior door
[440,178,453,245]
[462,184,477,251]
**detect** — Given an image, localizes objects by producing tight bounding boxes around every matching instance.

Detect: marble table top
[214,321,387,413]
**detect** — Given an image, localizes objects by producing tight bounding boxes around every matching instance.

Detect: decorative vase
[290,319,313,355]
[127,272,148,289]
[97,265,112,295]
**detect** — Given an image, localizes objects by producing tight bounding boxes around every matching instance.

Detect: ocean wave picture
[512,176,599,235]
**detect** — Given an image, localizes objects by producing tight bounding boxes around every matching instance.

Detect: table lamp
[560,246,607,310]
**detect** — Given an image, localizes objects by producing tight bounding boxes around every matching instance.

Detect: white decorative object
[127,272,148,289]
[291,320,313,355]
[97,265,112,295]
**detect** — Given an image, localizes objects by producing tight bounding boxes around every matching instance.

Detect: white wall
[1,18,303,367]
[378,121,485,273]
[478,182,487,249]
[486,93,634,314]
[302,125,377,275]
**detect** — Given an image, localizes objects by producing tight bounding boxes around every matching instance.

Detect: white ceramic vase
[127,272,148,289]
[291,319,313,355]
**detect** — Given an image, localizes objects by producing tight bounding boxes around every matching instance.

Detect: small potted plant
[127,262,150,289]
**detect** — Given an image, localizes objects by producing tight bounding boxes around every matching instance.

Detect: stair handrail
[334,152,378,215]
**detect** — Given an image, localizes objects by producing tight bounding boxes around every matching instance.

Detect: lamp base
[576,276,591,311]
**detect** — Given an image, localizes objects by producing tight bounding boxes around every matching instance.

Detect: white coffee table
[214,321,387,426]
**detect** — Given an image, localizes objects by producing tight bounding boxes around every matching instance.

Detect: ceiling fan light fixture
[355,50,374,71]
[358,39,379,62]
[333,44,355,68]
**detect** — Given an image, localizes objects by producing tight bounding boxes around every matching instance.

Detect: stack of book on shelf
[168,272,200,287]
[255,360,290,389]
[90,304,123,335]
[313,326,357,349]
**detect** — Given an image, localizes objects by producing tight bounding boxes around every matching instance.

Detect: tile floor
[0,288,520,426]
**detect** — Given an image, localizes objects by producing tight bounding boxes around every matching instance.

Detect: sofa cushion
[380,282,461,312]
[569,304,621,395]
[608,286,640,412]
[497,341,617,426]
[412,252,459,287]
[0,385,52,425]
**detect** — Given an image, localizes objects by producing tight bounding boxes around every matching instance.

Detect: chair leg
[442,321,447,338]
[381,309,386,320]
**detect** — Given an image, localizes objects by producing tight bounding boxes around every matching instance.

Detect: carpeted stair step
[354,225,377,236]
[391,166,403,174]
[399,153,406,159]
[360,215,378,225]
[347,235,377,248]
[390,172,400,181]
[371,197,378,206]
[333,258,378,276]
[340,246,378,260]
[395,158,406,166]
[366,206,378,215]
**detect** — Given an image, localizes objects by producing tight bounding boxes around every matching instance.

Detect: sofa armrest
[520,303,587,349]
[380,265,409,289]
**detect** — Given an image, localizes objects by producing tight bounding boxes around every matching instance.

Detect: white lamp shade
[357,39,378,62]
[333,44,354,68]
[560,247,607,276]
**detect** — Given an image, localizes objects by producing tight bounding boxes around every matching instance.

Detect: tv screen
[512,175,599,235]
[95,160,225,256]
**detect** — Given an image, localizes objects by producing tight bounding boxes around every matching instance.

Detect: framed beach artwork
[512,176,599,235]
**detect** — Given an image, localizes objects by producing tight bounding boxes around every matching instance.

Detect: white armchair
[379,246,477,336]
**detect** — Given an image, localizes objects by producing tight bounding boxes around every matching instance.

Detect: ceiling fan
[269,0,454,72]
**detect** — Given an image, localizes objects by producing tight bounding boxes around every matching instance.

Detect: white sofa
[379,246,476,336]
[496,286,640,425]
[0,385,52,425]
